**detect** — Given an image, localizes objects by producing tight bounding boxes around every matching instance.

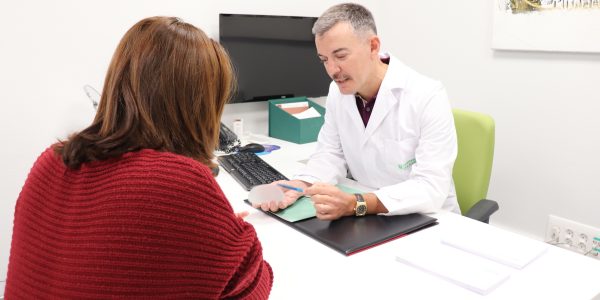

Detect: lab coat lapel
[360,55,408,146]
[360,90,396,146]
[342,94,366,134]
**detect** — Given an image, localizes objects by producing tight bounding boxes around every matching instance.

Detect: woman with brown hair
[5,16,272,299]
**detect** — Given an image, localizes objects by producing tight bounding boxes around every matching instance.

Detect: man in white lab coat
[257,3,460,220]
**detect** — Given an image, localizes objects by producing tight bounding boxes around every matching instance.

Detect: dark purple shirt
[354,57,390,127]
[355,95,376,127]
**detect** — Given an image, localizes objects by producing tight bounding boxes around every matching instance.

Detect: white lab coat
[294,54,460,215]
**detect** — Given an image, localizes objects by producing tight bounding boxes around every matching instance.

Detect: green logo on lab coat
[398,158,416,170]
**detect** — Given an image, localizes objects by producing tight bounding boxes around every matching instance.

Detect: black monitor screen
[219,14,331,103]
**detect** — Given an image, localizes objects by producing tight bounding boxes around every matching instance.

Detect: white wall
[376,0,600,239]
[2,0,600,284]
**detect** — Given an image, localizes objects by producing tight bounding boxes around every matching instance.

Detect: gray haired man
[259,3,460,220]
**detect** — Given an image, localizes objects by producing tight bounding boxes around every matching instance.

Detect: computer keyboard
[218,152,288,190]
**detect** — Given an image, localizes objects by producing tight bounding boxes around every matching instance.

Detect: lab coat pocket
[384,138,418,178]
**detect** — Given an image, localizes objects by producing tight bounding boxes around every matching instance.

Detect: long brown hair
[56,16,234,169]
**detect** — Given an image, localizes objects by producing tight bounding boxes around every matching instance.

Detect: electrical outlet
[545,215,600,259]
[593,237,600,253]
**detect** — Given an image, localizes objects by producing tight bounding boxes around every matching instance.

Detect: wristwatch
[354,193,367,217]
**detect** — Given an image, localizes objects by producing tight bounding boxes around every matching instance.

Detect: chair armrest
[465,199,499,224]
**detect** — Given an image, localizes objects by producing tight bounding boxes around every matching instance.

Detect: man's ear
[369,35,381,56]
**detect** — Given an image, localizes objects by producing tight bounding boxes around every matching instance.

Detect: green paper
[273,196,315,222]
[273,184,364,222]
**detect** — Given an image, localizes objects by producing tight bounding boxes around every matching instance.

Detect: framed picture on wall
[492,0,600,53]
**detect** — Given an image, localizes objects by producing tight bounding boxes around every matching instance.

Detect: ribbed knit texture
[5,148,273,299]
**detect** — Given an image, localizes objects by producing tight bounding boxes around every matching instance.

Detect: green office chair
[452,109,499,223]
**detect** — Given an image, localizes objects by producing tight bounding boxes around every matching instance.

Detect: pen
[277,183,304,193]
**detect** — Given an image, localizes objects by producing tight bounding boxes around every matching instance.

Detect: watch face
[356,205,367,215]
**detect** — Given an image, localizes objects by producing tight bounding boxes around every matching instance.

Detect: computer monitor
[219,13,331,103]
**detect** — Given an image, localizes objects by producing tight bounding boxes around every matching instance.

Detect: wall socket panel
[545,215,600,259]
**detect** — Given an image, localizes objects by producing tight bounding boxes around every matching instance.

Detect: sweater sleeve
[191,164,274,299]
[220,220,274,299]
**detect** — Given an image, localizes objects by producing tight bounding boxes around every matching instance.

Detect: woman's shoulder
[120,150,237,224]
[117,150,219,191]
[116,149,229,206]
[31,145,66,171]
[122,149,213,176]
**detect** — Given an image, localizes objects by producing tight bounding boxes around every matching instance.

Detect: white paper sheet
[396,242,510,295]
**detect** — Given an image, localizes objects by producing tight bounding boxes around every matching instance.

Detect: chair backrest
[452,109,495,214]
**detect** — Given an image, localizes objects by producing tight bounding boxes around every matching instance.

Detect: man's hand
[252,180,310,212]
[305,182,355,220]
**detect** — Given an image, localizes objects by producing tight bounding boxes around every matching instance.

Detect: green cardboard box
[268,97,326,144]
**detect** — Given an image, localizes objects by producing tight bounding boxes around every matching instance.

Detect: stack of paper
[395,221,549,295]
[441,223,548,269]
[396,242,510,295]
[276,101,321,119]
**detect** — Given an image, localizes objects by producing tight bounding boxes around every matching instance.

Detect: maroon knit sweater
[5,148,273,299]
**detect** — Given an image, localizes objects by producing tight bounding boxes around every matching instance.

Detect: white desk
[216,136,600,299]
